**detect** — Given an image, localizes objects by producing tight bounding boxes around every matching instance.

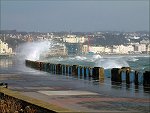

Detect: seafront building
[0,30,149,55]
[40,43,67,58]
[112,45,134,54]
[63,35,87,43]
[82,43,150,54]
[0,39,12,54]
[89,46,105,54]
[63,35,87,55]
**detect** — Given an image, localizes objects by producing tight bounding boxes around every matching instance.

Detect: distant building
[134,44,147,53]
[112,45,134,54]
[104,47,112,53]
[89,46,105,54]
[82,45,89,54]
[63,35,86,43]
[147,44,150,53]
[40,43,67,58]
[82,45,111,54]
[66,43,82,55]
[82,43,149,55]
[140,39,149,44]
[112,45,120,54]
[0,39,12,54]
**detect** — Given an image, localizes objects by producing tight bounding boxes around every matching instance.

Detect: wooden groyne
[25,60,150,90]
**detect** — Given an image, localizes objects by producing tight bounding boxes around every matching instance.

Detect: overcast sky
[1,0,149,32]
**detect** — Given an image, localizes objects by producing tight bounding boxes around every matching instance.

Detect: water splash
[17,40,53,61]
[17,41,130,69]
[75,56,87,60]
[95,58,129,69]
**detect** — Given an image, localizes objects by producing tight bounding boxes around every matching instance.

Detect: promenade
[0,59,149,112]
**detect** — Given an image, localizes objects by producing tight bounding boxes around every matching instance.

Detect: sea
[1,54,149,81]
[0,54,149,98]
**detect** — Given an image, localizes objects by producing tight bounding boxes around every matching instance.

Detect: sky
[1,0,149,32]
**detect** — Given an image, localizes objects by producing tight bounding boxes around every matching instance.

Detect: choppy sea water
[0,54,149,97]
[42,54,149,71]
[1,54,149,78]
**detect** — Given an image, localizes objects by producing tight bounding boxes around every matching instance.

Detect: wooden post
[111,68,122,83]
[134,71,139,85]
[72,65,78,76]
[126,69,130,84]
[143,71,150,87]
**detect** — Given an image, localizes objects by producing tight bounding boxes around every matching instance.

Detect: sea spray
[17,40,54,61]
[95,58,129,69]
[17,41,130,70]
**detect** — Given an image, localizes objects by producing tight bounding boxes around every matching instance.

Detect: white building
[147,44,150,52]
[89,46,105,54]
[82,43,149,54]
[63,35,87,43]
[82,45,89,54]
[112,45,134,54]
[126,45,134,53]
[134,44,147,53]
[104,47,112,53]
[0,39,12,54]
[112,45,120,53]
[82,45,105,54]
[140,39,149,44]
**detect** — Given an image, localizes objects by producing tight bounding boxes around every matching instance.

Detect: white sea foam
[18,41,130,69]
[92,54,102,59]
[17,40,54,61]
[127,57,139,62]
[95,58,129,69]
[75,56,87,60]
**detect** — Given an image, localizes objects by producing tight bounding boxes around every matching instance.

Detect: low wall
[0,87,73,113]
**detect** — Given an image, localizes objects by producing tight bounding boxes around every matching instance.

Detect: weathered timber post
[111,68,122,83]
[126,69,130,84]
[72,65,78,76]
[93,67,104,80]
[134,71,139,85]
[143,71,150,87]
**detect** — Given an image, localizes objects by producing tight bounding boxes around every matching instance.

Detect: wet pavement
[0,58,150,112]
